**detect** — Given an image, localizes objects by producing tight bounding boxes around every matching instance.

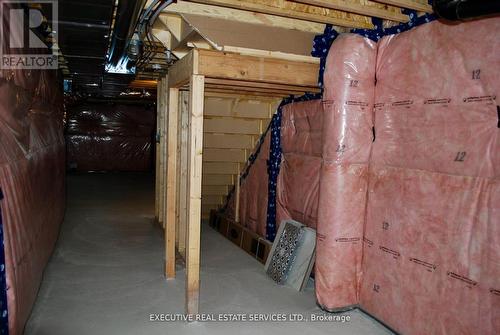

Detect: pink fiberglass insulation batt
[0,69,65,335]
[315,34,377,310]
[360,18,500,335]
[277,99,323,229]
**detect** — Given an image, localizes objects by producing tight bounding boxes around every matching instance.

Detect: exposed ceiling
[58,0,120,95]
[54,0,436,96]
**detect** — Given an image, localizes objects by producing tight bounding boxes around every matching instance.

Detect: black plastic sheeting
[65,100,156,172]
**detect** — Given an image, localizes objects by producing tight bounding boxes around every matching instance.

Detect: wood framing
[163,1,327,34]
[154,81,161,223]
[296,0,408,22]
[374,0,432,13]
[186,0,374,28]
[162,47,319,316]
[165,85,179,279]
[185,74,205,316]
[177,92,189,257]
[234,175,240,223]
[158,78,168,228]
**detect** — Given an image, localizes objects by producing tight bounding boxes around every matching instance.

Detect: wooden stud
[165,86,179,280]
[185,74,205,316]
[175,92,182,252]
[235,173,240,223]
[178,91,189,257]
[155,80,162,223]
[159,78,168,228]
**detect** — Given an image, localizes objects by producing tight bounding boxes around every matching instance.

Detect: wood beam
[186,0,374,29]
[165,85,179,280]
[169,49,198,88]
[204,90,284,99]
[204,83,312,96]
[295,0,408,22]
[204,78,319,92]
[373,0,432,12]
[197,49,319,87]
[221,46,320,64]
[185,74,205,316]
[162,0,327,34]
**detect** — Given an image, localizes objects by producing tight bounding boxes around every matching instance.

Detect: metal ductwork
[433,0,500,21]
[107,0,146,66]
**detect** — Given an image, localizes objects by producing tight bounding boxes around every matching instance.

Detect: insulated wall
[314,18,500,335]
[0,68,65,335]
[315,34,376,310]
[277,99,323,229]
[66,101,155,172]
[359,18,500,335]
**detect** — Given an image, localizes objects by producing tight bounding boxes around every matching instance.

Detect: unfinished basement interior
[0,0,499,334]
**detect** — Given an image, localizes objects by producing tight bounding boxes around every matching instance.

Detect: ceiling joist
[185,0,374,29]
[374,0,433,13]
[295,0,408,22]
[162,1,327,34]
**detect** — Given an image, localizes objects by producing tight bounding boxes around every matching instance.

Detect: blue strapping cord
[0,187,8,334]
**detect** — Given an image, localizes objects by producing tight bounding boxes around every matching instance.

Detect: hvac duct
[107,0,146,66]
[433,0,500,20]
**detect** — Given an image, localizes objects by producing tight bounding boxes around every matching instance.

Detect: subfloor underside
[24,173,392,335]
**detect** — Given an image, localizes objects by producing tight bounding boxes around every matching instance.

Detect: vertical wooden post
[177,91,189,258]
[235,173,240,223]
[154,79,162,223]
[165,86,179,279]
[185,74,205,316]
[159,78,168,228]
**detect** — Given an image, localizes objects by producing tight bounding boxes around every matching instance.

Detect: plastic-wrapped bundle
[315,34,377,310]
[277,99,323,229]
[360,18,500,335]
[0,69,65,335]
[65,102,155,172]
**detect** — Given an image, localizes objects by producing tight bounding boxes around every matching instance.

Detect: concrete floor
[25,173,392,335]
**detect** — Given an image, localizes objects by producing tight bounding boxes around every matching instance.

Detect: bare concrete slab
[25,173,393,335]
